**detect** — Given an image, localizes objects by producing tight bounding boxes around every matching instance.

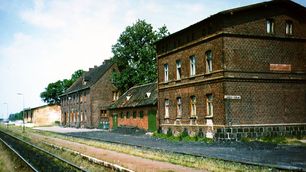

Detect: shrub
[166,128,172,137]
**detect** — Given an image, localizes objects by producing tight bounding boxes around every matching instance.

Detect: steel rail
[0,130,88,172]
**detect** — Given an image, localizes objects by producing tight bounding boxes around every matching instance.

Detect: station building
[24,104,61,127]
[156,0,306,140]
[60,60,119,128]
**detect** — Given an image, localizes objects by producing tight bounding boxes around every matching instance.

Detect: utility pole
[17,93,25,133]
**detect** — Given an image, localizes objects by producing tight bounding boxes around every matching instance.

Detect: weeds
[153,131,213,143]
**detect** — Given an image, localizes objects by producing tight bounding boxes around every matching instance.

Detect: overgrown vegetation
[241,136,306,146]
[0,141,32,172]
[153,128,214,143]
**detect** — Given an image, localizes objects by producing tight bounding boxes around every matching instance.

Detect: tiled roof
[63,60,113,95]
[109,82,157,109]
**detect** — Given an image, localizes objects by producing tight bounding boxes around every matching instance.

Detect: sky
[0,0,305,118]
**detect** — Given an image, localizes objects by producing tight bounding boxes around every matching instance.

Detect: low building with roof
[60,59,119,128]
[108,82,157,132]
[24,104,61,127]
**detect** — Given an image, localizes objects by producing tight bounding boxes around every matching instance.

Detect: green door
[148,110,157,132]
[112,113,118,129]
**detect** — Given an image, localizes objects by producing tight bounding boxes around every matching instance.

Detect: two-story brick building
[156,0,306,140]
[60,59,119,128]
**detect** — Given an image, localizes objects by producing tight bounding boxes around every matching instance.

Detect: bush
[166,128,172,137]
[54,121,60,125]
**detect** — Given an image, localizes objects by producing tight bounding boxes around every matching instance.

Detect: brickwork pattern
[157,7,306,139]
[109,106,156,130]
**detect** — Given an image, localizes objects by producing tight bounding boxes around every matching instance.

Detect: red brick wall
[109,106,156,130]
[90,64,119,128]
[159,82,225,125]
[225,81,306,125]
[156,6,306,137]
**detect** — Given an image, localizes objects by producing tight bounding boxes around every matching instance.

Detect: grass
[153,132,214,143]
[241,136,306,146]
[0,141,33,172]
[0,125,283,172]
[0,125,111,172]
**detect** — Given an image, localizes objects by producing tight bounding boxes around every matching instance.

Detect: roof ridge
[130,82,157,89]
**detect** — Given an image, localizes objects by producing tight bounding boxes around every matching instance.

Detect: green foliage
[153,130,213,143]
[111,19,169,92]
[40,69,84,104]
[8,112,23,121]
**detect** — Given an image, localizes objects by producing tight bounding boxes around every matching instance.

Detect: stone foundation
[215,124,306,141]
[160,124,306,141]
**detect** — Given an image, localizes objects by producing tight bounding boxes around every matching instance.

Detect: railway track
[0,130,87,172]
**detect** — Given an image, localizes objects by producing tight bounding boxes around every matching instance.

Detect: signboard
[270,64,291,72]
[224,95,241,100]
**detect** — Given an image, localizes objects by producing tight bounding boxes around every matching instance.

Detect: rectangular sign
[270,64,291,72]
[224,95,241,99]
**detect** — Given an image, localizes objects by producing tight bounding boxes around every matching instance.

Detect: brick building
[156,0,306,140]
[24,104,61,126]
[60,60,119,128]
[109,83,157,131]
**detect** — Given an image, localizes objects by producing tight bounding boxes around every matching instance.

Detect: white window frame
[266,19,274,34]
[164,64,169,82]
[190,96,196,117]
[165,99,170,118]
[285,21,293,35]
[176,97,182,118]
[190,56,196,76]
[176,60,182,80]
[206,94,213,117]
[205,50,213,73]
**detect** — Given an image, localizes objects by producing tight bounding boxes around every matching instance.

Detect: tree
[40,69,84,104]
[8,112,23,121]
[112,19,169,92]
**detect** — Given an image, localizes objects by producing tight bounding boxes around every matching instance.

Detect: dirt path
[30,133,204,172]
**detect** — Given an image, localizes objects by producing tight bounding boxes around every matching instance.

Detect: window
[139,111,144,118]
[266,19,274,34]
[176,97,182,118]
[205,50,213,73]
[206,94,213,117]
[113,91,119,101]
[176,60,182,80]
[165,99,170,118]
[164,64,169,82]
[285,21,293,35]
[190,56,196,76]
[190,96,196,117]
[126,111,130,118]
[100,110,107,118]
[133,111,137,118]
[120,112,124,118]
